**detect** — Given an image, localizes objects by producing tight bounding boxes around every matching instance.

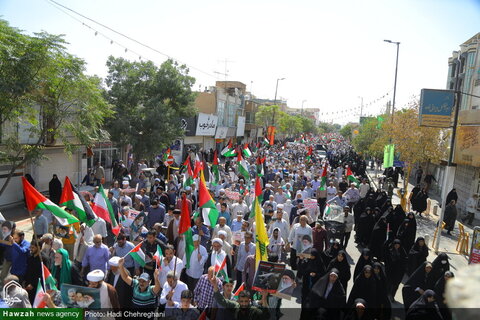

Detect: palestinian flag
[42,262,58,291]
[162,148,171,162]
[236,152,250,181]
[183,156,194,188]
[221,139,237,157]
[233,282,245,298]
[179,192,194,268]
[262,136,270,146]
[319,164,328,191]
[60,176,96,227]
[153,244,163,269]
[33,278,46,308]
[199,170,219,227]
[22,177,79,226]
[324,203,332,217]
[211,150,220,186]
[256,157,265,177]
[346,166,360,186]
[223,147,237,158]
[254,177,269,267]
[242,143,252,158]
[92,185,120,235]
[127,242,146,267]
[306,146,313,161]
[214,254,229,282]
[251,143,258,153]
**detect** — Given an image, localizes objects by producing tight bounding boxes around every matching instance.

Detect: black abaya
[407,237,429,276]
[402,262,437,310]
[385,239,408,298]
[368,217,387,260]
[327,250,351,292]
[406,290,444,320]
[348,265,377,308]
[353,248,373,281]
[48,175,62,204]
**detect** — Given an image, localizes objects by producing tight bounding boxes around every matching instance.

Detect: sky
[1,0,480,124]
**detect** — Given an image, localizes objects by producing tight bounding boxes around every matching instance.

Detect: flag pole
[27,208,43,259]
[41,261,47,291]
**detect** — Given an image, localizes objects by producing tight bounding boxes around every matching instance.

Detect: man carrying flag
[346,166,360,187]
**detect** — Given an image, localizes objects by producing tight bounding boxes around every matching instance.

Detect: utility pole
[384,40,400,123]
[272,77,285,126]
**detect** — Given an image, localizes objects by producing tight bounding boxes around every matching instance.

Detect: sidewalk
[366,168,470,271]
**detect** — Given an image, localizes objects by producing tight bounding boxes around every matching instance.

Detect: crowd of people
[0,134,455,319]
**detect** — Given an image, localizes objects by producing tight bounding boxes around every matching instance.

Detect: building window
[217,101,225,126]
[245,112,255,124]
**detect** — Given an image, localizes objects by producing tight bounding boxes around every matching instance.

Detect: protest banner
[61,284,100,309]
[252,261,286,293]
[225,189,241,201]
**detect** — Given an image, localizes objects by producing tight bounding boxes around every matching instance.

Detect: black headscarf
[348,265,377,308]
[327,250,351,291]
[373,262,392,319]
[405,289,443,320]
[403,262,437,310]
[369,217,388,260]
[430,253,450,283]
[354,248,373,281]
[407,237,429,275]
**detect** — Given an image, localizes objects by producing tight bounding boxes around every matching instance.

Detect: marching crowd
[0,134,455,320]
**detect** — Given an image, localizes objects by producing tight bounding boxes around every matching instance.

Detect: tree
[254,105,284,128]
[299,116,317,134]
[0,20,113,196]
[340,124,354,140]
[318,122,341,134]
[105,57,196,161]
[351,118,386,158]
[278,114,302,136]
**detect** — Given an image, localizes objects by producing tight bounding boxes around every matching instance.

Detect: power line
[47,0,218,79]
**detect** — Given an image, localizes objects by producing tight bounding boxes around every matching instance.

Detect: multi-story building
[446,33,480,217]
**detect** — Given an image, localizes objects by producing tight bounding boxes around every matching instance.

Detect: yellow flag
[254,196,269,268]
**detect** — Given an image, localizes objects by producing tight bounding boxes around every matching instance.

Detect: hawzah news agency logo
[2,280,22,306]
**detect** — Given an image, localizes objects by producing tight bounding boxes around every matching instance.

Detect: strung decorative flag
[60,176,96,227]
[242,143,252,158]
[127,242,146,267]
[22,177,79,226]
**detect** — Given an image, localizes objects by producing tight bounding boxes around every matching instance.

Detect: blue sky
[1,0,479,124]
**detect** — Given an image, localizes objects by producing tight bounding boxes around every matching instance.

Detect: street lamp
[272,77,285,125]
[302,100,307,115]
[384,40,400,122]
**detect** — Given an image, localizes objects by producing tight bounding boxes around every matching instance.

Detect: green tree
[105,57,196,161]
[299,116,317,134]
[0,20,113,196]
[254,105,284,128]
[318,122,341,134]
[340,124,353,140]
[278,114,302,136]
[352,118,385,158]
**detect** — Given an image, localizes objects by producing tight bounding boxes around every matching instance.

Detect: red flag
[179,193,191,234]
[255,177,262,197]
[213,150,219,165]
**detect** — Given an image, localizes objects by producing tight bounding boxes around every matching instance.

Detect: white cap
[108,256,121,267]
[277,204,284,209]
[192,234,200,241]
[135,194,142,200]
[218,230,227,237]
[122,180,129,185]
[87,269,105,282]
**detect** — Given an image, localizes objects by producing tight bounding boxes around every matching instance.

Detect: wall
[453,164,479,214]
[195,92,216,114]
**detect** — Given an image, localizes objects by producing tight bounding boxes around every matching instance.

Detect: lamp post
[272,77,285,126]
[302,100,307,115]
[384,40,400,122]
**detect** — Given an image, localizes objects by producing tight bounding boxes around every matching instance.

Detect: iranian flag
[324,203,332,217]
[233,282,245,297]
[22,177,79,226]
[179,194,195,269]
[92,185,120,235]
[127,242,146,267]
[236,152,250,181]
[306,146,313,161]
[211,150,220,186]
[42,262,58,291]
[346,166,360,186]
[256,157,265,177]
[319,164,328,191]
[33,278,46,308]
[153,244,163,269]
[242,143,252,158]
[60,176,96,227]
[183,156,194,188]
[199,171,219,227]
[214,254,229,282]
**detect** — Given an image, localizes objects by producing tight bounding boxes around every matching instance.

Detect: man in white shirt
[160,271,189,307]
[91,217,107,242]
[268,209,290,243]
[274,188,288,205]
[263,195,278,212]
[359,179,371,198]
[464,194,478,225]
[231,197,249,218]
[288,215,313,270]
[158,245,184,286]
[326,182,337,202]
[183,234,207,290]
[212,217,233,244]
[344,183,361,207]
[234,231,255,291]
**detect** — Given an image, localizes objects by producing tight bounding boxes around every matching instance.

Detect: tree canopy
[0,19,113,195]
[104,57,197,160]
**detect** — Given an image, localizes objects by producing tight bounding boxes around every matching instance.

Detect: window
[475,79,480,87]
[245,112,255,124]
